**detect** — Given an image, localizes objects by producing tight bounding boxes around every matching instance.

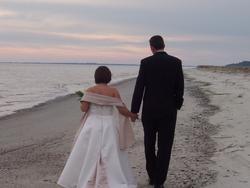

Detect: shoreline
[0,94,76,121]
[0,76,137,121]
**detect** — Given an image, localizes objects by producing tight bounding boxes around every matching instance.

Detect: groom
[131,35,184,188]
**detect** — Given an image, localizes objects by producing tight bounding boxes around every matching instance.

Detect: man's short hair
[94,66,112,84]
[149,35,165,50]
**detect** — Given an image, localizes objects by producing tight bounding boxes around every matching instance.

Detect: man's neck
[154,49,165,54]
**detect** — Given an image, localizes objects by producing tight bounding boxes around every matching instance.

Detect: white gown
[57,104,137,188]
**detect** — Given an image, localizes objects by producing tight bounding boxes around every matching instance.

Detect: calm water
[0,63,139,118]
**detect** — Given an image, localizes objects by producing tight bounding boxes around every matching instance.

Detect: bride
[57,66,138,188]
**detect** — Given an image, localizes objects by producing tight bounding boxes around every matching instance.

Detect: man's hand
[130,113,138,122]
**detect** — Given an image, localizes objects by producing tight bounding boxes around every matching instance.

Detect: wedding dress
[57,92,137,188]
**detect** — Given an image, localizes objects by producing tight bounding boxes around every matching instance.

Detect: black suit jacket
[131,51,184,119]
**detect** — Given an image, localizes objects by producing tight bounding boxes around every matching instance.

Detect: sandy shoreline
[1,70,244,188]
[0,76,137,121]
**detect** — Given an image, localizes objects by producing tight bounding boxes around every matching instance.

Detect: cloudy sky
[0,0,249,65]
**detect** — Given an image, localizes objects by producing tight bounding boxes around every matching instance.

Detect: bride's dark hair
[94,66,112,84]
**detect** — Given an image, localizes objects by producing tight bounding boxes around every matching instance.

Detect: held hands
[130,113,138,122]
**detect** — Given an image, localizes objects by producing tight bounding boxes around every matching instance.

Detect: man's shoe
[154,185,164,188]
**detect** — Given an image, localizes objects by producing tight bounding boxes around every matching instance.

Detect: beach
[1,68,250,188]
[187,68,250,188]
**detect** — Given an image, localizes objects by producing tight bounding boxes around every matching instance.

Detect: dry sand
[0,75,224,188]
[186,68,250,188]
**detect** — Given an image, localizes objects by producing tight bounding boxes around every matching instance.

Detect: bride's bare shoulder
[84,85,118,98]
[85,86,96,92]
[109,87,118,93]
[85,85,103,93]
[109,87,121,98]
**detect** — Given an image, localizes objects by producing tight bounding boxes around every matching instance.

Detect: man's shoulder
[140,53,182,67]
[167,54,182,64]
[141,55,154,64]
[141,53,181,63]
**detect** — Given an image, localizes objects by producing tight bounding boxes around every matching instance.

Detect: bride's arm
[80,101,89,112]
[80,87,93,112]
[117,105,133,117]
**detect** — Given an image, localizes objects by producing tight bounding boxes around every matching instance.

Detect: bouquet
[75,90,84,99]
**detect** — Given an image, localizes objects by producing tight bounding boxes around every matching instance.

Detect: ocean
[0,63,139,118]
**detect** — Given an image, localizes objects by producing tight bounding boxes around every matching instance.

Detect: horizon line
[0,61,197,67]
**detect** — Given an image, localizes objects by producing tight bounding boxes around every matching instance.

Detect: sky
[0,0,250,66]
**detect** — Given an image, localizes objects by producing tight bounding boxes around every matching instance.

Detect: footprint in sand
[239,180,248,183]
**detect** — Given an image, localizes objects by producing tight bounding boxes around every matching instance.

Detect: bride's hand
[130,113,138,122]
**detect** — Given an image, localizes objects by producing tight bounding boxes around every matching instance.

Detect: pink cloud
[0,9,17,17]
[0,45,147,63]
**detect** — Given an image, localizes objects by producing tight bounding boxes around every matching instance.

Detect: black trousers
[142,110,177,185]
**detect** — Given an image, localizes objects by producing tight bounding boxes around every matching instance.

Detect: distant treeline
[197,65,250,73]
[226,61,250,67]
